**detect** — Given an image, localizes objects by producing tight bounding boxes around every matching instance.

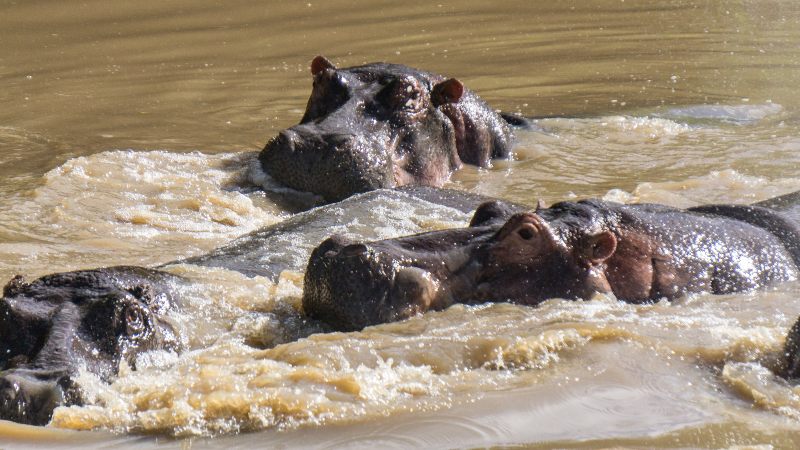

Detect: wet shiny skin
[259,56,512,201]
[304,199,800,331]
[3,0,800,447]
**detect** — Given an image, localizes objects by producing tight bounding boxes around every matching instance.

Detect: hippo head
[303,201,618,331]
[0,267,180,425]
[260,56,513,201]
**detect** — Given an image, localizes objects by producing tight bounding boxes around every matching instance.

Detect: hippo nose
[271,129,297,152]
[316,235,354,258]
[340,243,368,257]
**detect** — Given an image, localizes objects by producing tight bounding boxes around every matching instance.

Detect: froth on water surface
[453,103,800,205]
[39,281,800,446]
[1,119,800,448]
[0,150,283,281]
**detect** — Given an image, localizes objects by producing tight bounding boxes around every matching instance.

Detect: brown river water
[3,0,800,448]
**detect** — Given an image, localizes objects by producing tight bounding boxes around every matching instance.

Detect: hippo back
[687,203,800,267]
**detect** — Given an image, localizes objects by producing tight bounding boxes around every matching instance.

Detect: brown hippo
[259,56,516,201]
[304,197,800,331]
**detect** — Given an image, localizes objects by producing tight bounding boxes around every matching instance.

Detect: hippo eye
[123,303,149,339]
[380,76,427,115]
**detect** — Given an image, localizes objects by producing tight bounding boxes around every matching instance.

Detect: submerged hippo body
[304,199,800,331]
[781,311,800,380]
[0,187,503,426]
[259,56,514,201]
[0,266,181,425]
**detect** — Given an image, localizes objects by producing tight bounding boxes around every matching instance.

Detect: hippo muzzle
[303,227,493,331]
[263,125,394,202]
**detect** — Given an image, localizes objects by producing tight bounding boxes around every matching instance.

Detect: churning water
[2,0,800,447]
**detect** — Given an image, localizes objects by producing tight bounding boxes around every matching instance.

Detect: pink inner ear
[432,78,464,105]
[590,231,617,263]
[311,55,336,75]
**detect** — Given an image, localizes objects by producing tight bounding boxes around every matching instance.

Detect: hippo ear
[311,55,336,75]
[431,78,464,106]
[3,275,28,297]
[584,231,617,265]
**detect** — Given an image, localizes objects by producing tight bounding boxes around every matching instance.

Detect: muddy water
[3,0,800,447]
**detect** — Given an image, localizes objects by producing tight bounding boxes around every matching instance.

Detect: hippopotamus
[304,197,800,331]
[259,56,515,201]
[0,266,181,425]
[7,188,799,424]
[0,187,500,426]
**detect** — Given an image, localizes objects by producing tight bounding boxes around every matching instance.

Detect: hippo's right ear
[470,201,519,227]
[2,275,28,297]
[432,78,464,106]
[581,231,617,265]
[311,55,336,75]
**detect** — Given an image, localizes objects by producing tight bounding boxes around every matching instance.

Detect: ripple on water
[0,150,283,280]
[722,362,800,421]
[452,106,800,205]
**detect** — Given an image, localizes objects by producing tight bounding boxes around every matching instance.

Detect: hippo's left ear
[432,78,464,106]
[582,231,617,265]
[311,55,336,75]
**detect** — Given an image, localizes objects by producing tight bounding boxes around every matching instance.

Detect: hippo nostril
[518,227,535,240]
[315,235,351,259]
[340,244,369,257]
[269,129,297,153]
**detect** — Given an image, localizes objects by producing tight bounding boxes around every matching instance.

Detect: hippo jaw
[0,369,81,426]
[260,55,512,202]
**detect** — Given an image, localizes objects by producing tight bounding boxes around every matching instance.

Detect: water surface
[2,0,800,447]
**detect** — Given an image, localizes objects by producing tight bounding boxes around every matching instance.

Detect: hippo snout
[303,235,443,331]
[260,126,394,202]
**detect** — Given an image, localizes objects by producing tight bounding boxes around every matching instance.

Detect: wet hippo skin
[259,56,515,201]
[304,196,800,331]
[5,189,800,424]
[0,267,181,425]
[0,187,507,426]
[782,316,800,380]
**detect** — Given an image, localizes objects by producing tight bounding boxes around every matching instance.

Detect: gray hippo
[0,267,181,425]
[259,56,516,201]
[0,187,497,425]
[304,195,800,331]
